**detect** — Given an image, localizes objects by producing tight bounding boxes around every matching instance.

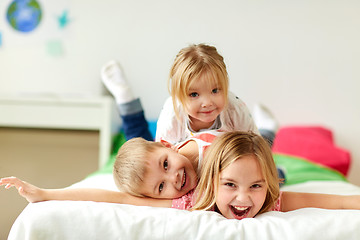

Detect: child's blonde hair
[113,137,164,197]
[193,131,280,215]
[169,44,229,119]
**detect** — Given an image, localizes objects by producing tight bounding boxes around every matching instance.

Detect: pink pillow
[272,126,351,176]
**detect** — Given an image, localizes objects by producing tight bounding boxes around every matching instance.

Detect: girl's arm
[281,191,360,212]
[0,176,172,208]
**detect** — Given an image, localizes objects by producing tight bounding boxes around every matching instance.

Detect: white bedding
[8,174,360,240]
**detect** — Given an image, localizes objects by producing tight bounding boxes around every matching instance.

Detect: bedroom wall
[1,1,360,184]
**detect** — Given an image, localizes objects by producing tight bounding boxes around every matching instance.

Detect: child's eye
[251,184,262,189]
[225,182,236,188]
[163,160,168,170]
[159,182,164,193]
[212,88,219,94]
[189,92,199,98]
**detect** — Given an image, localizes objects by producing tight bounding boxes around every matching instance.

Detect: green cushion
[274,153,347,186]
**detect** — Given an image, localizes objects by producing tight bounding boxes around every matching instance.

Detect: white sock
[252,103,279,133]
[101,60,135,104]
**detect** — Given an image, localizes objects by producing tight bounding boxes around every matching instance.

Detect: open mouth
[230,205,251,220]
[181,171,186,189]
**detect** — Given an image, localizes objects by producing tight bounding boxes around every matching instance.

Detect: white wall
[1,0,360,184]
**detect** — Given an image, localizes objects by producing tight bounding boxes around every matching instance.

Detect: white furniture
[0,95,120,168]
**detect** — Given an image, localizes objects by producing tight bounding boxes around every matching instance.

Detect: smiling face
[215,154,268,220]
[138,146,198,199]
[185,73,226,131]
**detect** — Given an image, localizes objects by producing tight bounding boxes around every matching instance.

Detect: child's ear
[160,139,174,149]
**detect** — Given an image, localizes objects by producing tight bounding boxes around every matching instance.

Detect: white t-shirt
[155,91,259,145]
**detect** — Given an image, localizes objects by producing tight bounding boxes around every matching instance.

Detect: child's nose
[170,172,180,189]
[201,96,213,107]
[235,190,251,203]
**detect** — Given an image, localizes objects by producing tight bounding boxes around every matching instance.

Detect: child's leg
[101,60,135,104]
[253,104,285,184]
[259,129,276,146]
[118,99,153,141]
[101,60,153,141]
[252,104,279,146]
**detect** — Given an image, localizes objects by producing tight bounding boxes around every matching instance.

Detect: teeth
[181,172,186,187]
[231,205,250,219]
[233,206,249,211]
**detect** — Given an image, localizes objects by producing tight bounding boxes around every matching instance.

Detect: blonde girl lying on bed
[2,131,360,219]
[192,131,360,219]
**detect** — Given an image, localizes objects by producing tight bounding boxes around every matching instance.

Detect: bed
[7,126,360,240]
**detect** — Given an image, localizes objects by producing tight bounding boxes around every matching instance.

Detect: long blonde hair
[193,131,280,215]
[113,137,164,197]
[169,44,229,119]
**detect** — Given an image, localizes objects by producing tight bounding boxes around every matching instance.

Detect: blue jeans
[259,129,276,147]
[260,129,286,185]
[117,98,153,141]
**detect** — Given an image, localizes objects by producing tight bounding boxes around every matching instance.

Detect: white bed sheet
[8,174,360,240]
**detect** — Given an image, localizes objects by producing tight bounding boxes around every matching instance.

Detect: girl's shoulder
[162,96,174,109]
[220,91,259,133]
[159,96,184,118]
[156,97,186,143]
[222,91,251,118]
[227,91,247,107]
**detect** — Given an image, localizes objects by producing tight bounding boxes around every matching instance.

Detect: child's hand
[0,176,44,203]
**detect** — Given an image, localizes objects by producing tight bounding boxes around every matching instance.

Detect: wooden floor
[0,128,99,239]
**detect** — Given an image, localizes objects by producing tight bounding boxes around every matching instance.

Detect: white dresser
[0,95,120,168]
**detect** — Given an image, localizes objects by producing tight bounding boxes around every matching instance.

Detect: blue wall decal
[58,10,70,29]
[6,0,42,33]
